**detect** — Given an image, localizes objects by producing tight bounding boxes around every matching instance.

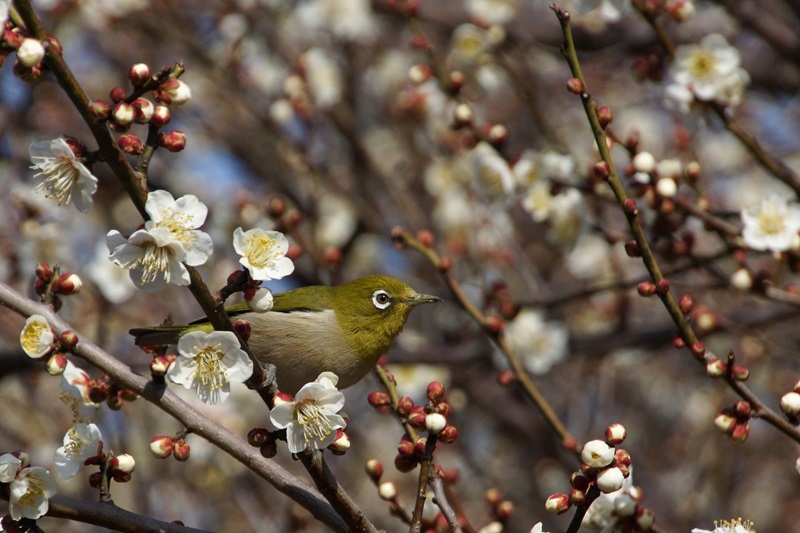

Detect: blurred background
[2,0,800,531]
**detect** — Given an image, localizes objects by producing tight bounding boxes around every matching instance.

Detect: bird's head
[331,275,440,358]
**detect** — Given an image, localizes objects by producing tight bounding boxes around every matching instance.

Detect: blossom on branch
[270,372,347,454]
[233,227,294,281]
[54,423,103,479]
[168,330,253,405]
[107,190,213,291]
[740,194,800,253]
[19,314,55,358]
[29,137,98,212]
[0,454,57,521]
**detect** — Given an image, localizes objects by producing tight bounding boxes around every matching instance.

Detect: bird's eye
[372,290,392,310]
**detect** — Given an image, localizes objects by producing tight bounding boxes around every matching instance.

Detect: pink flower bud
[407,405,427,429]
[624,240,641,257]
[655,279,670,294]
[545,493,571,514]
[53,273,82,295]
[436,401,452,418]
[566,77,585,94]
[365,458,384,481]
[367,391,391,408]
[637,281,656,297]
[109,86,127,103]
[734,400,751,417]
[636,507,656,529]
[150,436,174,458]
[495,500,514,521]
[593,160,610,179]
[234,320,251,342]
[131,97,154,123]
[157,130,187,152]
[247,427,270,447]
[714,412,736,433]
[426,381,445,403]
[623,198,638,216]
[172,439,191,461]
[118,133,144,155]
[730,422,749,443]
[35,262,53,282]
[731,364,750,382]
[128,63,151,87]
[394,453,418,473]
[597,106,613,128]
[397,396,414,416]
[89,100,111,121]
[570,471,590,491]
[150,104,171,127]
[46,352,68,376]
[569,488,586,505]
[679,294,693,314]
[60,330,79,350]
[439,424,458,444]
[112,102,135,125]
[160,79,192,106]
[705,358,727,377]
[690,342,706,357]
[604,423,627,446]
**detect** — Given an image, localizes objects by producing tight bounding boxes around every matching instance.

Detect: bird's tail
[129,325,187,347]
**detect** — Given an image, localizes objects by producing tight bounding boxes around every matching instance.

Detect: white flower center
[65,428,90,457]
[688,50,716,79]
[155,208,197,248]
[31,155,80,206]
[139,242,175,284]
[193,345,228,391]
[296,399,334,443]
[16,475,46,506]
[243,234,278,268]
[757,209,785,235]
[21,322,49,354]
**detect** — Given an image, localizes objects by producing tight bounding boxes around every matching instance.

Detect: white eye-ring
[372,290,392,310]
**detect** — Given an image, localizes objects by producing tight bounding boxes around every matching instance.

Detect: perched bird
[130,275,440,394]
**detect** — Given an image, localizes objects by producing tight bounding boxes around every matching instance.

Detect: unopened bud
[593,160,610,179]
[597,106,613,128]
[781,391,800,417]
[416,229,435,247]
[569,488,586,505]
[110,453,136,476]
[632,151,656,173]
[566,77,585,94]
[35,262,53,282]
[408,406,427,429]
[378,481,397,501]
[90,100,111,121]
[328,429,350,455]
[17,38,46,68]
[60,330,79,350]
[690,342,706,357]
[245,287,273,313]
[234,320,251,342]
[622,198,638,216]
[408,64,432,85]
[150,105,171,127]
[545,493,571,514]
[679,294,693,314]
[426,381,445,402]
[604,423,627,445]
[109,86,127,103]
[128,63,151,87]
[157,130,187,152]
[705,358,727,377]
[112,102,135,125]
[452,103,473,128]
[172,439,191,461]
[730,422,749,443]
[425,413,447,434]
[655,278,670,294]
[714,411,736,433]
[46,352,68,376]
[118,133,144,155]
[365,458,384,481]
[367,391,391,408]
[734,400,751,417]
[160,79,192,106]
[596,466,625,493]
[132,97,154,123]
[397,396,414,416]
[496,370,516,386]
[495,500,514,521]
[637,281,656,297]
[150,436,174,458]
[247,427,271,447]
[731,268,753,291]
[624,240,641,257]
[439,424,458,444]
[732,364,750,381]
[394,453,419,472]
[53,273,82,295]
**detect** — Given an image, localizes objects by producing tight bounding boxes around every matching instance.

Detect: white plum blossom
[471,141,515,199]
[582,472,637,530]
[503,309,569,375]
[86,240,137,304]
[270,372,347,454]
[741,194,800,253]
[573,0,629,23]
[667,34,750,108]
[54,423,103,479]
[60,360,100,423]
[293,0,376,42]
[0,458,58,521]
[19,314,55,358]
[691,518,754,533]
[29,138,98,212]
[581,439,615,468]
[465,0,520,26]
[302,48,343,109]
[168,330,253,405]
[107,190,213,291]
[233,227,294,281]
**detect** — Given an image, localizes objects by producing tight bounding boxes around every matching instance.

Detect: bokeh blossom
[740,194,800,253]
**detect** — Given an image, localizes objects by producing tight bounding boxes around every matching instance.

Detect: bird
[130,275,440,395]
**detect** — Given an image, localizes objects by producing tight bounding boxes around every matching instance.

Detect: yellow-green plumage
[130,275,439,394]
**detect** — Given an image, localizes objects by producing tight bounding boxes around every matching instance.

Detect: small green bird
[130,275,440,395]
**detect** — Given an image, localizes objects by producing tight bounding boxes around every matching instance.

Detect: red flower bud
[172,439,191,461]
[426,381,445,403]
[438,424,458,444]
[597,106,613,128]
[593,160,610,179]
[566,77,585,94]
[367,391,391,408]
[397,396,414,416]
[365,458,384,481]
[118,133,144,155]
[128,63,151,87]
[150,104,171,127]
[35,262,53,282]
[679,294,693,314]
[624,240,641,258]
[157,130,187,152]
[636,281,656,297]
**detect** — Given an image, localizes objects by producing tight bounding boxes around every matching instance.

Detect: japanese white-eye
[130,275,440,394]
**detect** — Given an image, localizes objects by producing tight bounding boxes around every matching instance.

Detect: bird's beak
[405,293,441,306]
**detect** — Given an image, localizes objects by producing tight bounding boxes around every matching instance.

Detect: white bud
[17,38,46,67]
[111,453,136,474]
[614,493,637,517]
[246,288,274,313]
[655,177,677,197]
[581,439,615,468]
[477,522,503,533]
[112,103,135,125]
[596,466,625,493]
[632,151,656,173]
[425,413,447,434]
[655,158,682,179]
[166,80,192,106]
[781,392,800,417]
[730,268,752,291]
[378,481,397,501]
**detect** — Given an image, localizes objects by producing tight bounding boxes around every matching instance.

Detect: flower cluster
[666,34,750,110]
[713,400,752,443]
[108,190,213,291]
[0,452,57,521]
[546,425,654,531]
